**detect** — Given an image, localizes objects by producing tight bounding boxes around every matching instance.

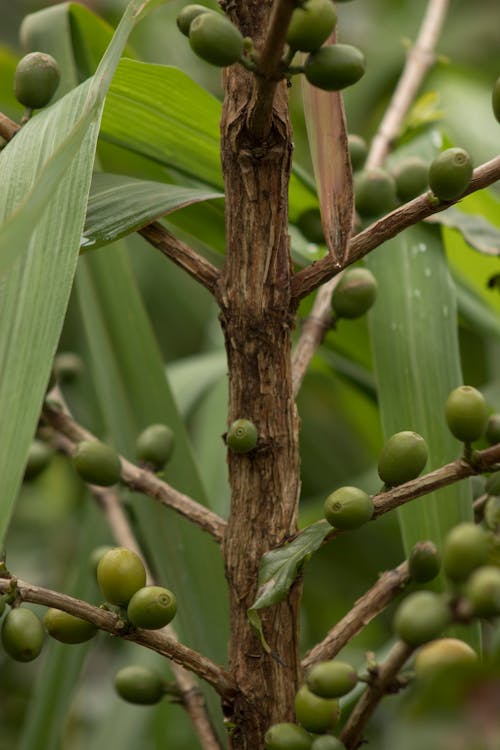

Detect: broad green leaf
[82,172,223,249]
[428,206,500,256]
[0,0,144,544]
[454,271,500,339]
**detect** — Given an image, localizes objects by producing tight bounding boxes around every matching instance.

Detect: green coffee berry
[330,267,378,319]
[72,440,121,486]
[114,665,165,705]
[14,52,60,109]
[428,147,473,202]
[304,44,365,91]
[264,722,313,750]
[97,547,147,606]
[445,385,488,443]
[492,77,500,124]
[377,431,428,487]
[127,586,177,630]
[136,424,175,471]
[409,540,441,583]
[323,486,373,530]
[393,590,450,646]
[176,4,212,36]
[311,738,346,750]
[484,494,500,531]
[294,684,340,734]
[24,439,53,481]
[348,134,368,172]
[189,12,244,67]
[485,414,500,445]
[227,419,258,453]
[392,157,429,203]
[307,660,358,698]
[44,608,97,644]
[53,352,84,383]
[296,208,325,244]
[354,167,398,218]
[486,471,500,497]
[414,638,476,679]
[2,607,44,662]
[442,522,490,582]
[464,565,500,618]
[286,0,337,53]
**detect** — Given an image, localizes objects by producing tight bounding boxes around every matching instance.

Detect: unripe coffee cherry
[442,522,490,582]
[53,352,84,383]
[97,547,147,605]
[114,665,165,705]
[304,44,365,91]
[189,13,244,67]
[392,157,429,203]
[485,414,500,445]
[323,486,373,530]
[14,52,60,109]
[72,440,121,486]
[428,147,473,202]
[393,590,450,646]
[176,4,212,36]
[330,267,378,319]
[484,494,500,531]
[296,208,325,244]
[444,385,488,443]
[492,77,500,124]
[354,168,398,218]
[264,722,312,750]
[464,566,500,618]
[377,431,428,487]
[294,685,340,734]
[44,608,97,644]
[486,471,500,497]
[414,638,476,679]
[227,419,258,453]
[311,738,346,750]
[2,608,44,662]
[136,424,175,471]
[286,0,337,53]
[348,134,368,172]
[24,439,53,480]
[127,586,177,629]
[408,540,441,583]
[307,660,358,698]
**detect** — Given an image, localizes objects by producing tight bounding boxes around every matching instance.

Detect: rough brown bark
[216,2,302,746]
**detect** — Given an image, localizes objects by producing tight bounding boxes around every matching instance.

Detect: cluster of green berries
[176,1,365,93]
[265,659,358,749]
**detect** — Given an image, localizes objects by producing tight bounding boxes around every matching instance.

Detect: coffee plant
[1,0,500,748]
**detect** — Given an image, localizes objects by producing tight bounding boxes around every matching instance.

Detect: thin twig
[247,0,296,139]
[90,484,222,750]
[0,576,234,699]
[292,155,500,301]
[340,640,414,749]
[0,112,21,142]
[42,398,227,543]
[139,221,221,296]
[366,0,450,169]
[302,561,409,670]
[290,0,451,382]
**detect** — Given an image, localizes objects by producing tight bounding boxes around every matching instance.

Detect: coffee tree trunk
[217,2,301,746]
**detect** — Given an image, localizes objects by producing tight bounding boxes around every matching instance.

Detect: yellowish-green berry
[429,147,473,202]
[264,722,312,750]
[114,665,165,705]
[323,486,373,530]
[445,385,488,443]
[136,424,175,471]
[72,440,121,487]
[408,540,441,583]
[414,638,476,679]
[307,660,358,698]
[393,591,450,646]
[127,586,177,629]
[97,547,147,606]
[331,267,377,320]
[14,52,60,109]
[377,431,428,487]
[2,608,44,662]
[442,523,490,583]
[464,566,500,618]
[189,12,244,67]
[304,44,365,91]
[227,419,258,454]
[294,685,340,734]
[286,0,337,53]
[44,608,97,644]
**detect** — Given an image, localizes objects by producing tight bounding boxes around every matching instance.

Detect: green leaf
[82,172,223,249]
[0,0,144,544]
[166,349,227,416]
[428,206,500,256]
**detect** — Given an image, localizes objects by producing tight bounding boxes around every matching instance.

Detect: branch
[340,640,414,749]
[366,0,450,169]
[292,156,500,301]
[139,221,220,296]
[302,561,409,670]
[0,575,234,699]
[247,0,296,139]
[0,112,21,142]
[42,398,227,543]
